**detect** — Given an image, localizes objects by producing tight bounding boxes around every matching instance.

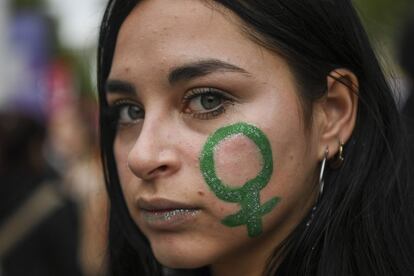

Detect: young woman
[97,1,414,275]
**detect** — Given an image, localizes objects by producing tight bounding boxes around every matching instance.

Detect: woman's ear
[315,69,359,159]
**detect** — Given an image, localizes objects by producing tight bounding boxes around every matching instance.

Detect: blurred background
[0,0,412,275]
[0,0,107,275]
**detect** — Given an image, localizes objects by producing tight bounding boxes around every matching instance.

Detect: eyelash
[182,87,235,120]
[105,87,235,126]
[106,99,144,128]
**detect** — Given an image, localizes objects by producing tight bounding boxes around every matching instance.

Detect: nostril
[148,165,168,177]
[158,165,168,172]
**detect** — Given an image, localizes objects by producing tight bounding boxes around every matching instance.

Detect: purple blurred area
[6,10,51,123]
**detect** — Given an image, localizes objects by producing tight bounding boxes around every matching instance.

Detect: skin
[199,122,280,237]
[106,0,358,275]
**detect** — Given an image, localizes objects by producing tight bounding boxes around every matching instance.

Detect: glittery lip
[137,198,200,229]
[142,209,200,223]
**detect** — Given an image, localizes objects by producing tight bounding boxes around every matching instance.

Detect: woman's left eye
[183,88,234,120]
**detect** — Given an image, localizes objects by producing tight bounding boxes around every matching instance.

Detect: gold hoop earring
[329,140,344,169]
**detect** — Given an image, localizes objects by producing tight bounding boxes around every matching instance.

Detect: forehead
[118,0,242,46]
[110,0,270,77]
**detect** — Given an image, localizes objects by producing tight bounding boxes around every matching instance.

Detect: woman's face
[107,0,322,270]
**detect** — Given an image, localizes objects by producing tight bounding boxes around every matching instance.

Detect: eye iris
[201,94,221,110]
[128,106,143,119]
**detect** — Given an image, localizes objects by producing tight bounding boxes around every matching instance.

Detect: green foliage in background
[12,0,46,11]
[353,0,413,71]
[354,0,413,40]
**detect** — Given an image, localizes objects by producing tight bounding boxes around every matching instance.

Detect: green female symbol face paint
[199,122,281,237]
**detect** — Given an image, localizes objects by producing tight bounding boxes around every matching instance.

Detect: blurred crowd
[0,0,413,276]
[0,1,107,275]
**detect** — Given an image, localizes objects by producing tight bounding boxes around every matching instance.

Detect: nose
[127,118,181,181]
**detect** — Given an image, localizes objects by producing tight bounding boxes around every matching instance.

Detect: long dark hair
[97,1,414,275]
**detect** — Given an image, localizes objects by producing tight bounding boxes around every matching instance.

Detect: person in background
[0,2,83,274]
[0,111,83,276]
[46,91,108,276]
[0,0,106,276]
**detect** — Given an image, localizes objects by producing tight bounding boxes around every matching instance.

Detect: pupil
[201,94,221,110]
[128,106,142,119]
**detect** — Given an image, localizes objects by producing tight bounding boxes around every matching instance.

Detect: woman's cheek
[198,122,281,238]
[214,133,262,187]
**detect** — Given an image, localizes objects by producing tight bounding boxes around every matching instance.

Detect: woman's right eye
[113,101,145,125]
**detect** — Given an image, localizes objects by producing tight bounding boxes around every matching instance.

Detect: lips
[136,198,201,228]
[137,198,199,212]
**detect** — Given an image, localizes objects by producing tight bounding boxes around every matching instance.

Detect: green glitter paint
[199,122,280,237]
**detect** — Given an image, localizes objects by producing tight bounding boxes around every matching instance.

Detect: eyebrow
[105,79,136,95]
[105,59,250,94]
[168,59,250,85]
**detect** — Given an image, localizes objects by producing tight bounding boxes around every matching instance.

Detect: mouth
[137,198,201,229]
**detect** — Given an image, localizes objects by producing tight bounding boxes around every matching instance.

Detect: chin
[150,239,213,269]
[154,252,209,269]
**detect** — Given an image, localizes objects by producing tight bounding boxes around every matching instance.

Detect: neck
[211,253,267,276]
